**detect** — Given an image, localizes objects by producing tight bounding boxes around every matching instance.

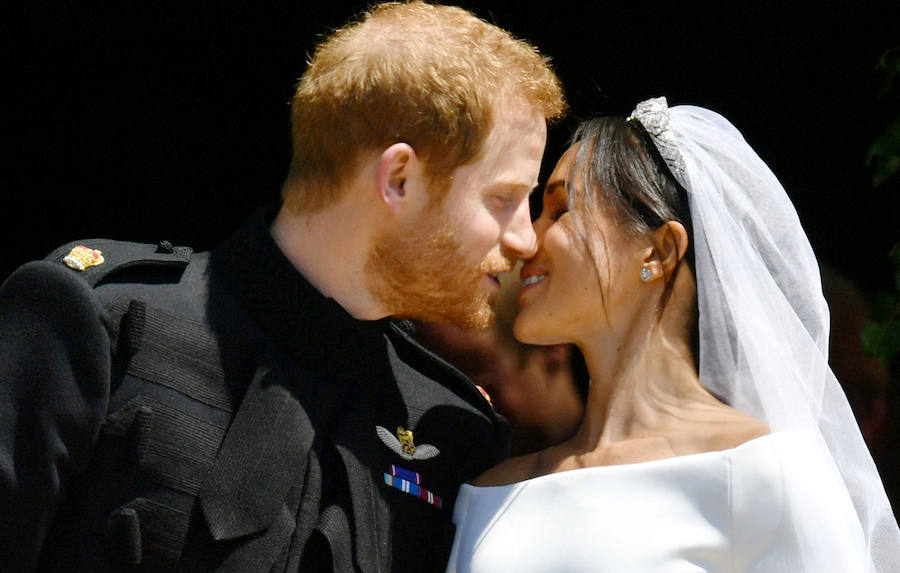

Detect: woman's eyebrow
[544,180,566,196]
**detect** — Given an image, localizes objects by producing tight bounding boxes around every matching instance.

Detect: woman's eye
[548,206,568,222]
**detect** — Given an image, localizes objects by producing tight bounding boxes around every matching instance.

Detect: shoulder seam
[45,239,193,288]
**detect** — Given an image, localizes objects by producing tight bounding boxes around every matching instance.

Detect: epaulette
[46,239,193,288]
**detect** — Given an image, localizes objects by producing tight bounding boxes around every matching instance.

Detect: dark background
[6,2,899,296]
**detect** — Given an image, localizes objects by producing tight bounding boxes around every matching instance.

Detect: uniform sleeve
[0,261,111,571]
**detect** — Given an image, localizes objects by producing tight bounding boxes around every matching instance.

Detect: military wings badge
[376,425,440,461]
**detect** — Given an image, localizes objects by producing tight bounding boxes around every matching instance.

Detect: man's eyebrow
[488,179,539,194]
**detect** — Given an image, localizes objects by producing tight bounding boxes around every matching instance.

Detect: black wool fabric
[0,206,509,572]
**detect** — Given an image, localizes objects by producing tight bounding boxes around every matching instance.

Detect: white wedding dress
[447,431,869,572]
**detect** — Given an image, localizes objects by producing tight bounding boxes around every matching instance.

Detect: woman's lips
[518,273,547,300]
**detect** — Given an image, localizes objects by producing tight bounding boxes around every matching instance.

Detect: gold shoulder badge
[63,245,105,271]
[376,425,440,461]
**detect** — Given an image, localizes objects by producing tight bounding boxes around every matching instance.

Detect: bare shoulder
[688,405,771,453]
[472,407,770,485]
[471,452,542,487]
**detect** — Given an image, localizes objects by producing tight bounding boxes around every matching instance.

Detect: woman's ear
[375,142,417,213]
[642,221,689,281]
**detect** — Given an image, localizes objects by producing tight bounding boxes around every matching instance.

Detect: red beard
[366,207,510,329]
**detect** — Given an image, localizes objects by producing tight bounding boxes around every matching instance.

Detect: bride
[446,98,900,572]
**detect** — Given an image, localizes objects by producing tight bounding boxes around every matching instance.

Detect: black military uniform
[0,207,509,572]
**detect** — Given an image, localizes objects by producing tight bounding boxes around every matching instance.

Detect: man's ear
[642,221,689,281]
[375,142,418,214]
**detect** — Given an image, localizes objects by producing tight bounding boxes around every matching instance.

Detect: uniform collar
[212,205,389,377]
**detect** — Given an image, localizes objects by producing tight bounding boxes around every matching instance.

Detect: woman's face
[514,146,645,347]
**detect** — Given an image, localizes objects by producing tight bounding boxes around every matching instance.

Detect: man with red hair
[0,2,564,571]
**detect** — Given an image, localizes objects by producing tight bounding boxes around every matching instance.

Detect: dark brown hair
[567,115,699,363]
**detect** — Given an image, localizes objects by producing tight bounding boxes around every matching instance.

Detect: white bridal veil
[630,97,900,572]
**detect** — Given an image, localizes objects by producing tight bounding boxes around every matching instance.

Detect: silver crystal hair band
[627,97,689,189]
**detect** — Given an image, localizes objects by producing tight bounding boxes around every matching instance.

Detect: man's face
[368,101,546,328]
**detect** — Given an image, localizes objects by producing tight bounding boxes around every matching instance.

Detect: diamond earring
[640,267,652,282]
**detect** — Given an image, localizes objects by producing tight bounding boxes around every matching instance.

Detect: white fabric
[447,432,868,572]
[664,103,900,572]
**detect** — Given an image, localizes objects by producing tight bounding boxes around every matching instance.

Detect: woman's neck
[573,320,715,449]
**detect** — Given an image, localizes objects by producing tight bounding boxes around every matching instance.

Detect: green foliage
[874,47,900,101]
[861,244,900,368]
[867,115,900,188]
[866,47,900,188]
[861,47,900,368]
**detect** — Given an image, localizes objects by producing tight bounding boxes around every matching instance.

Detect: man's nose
[501,197,538,260]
